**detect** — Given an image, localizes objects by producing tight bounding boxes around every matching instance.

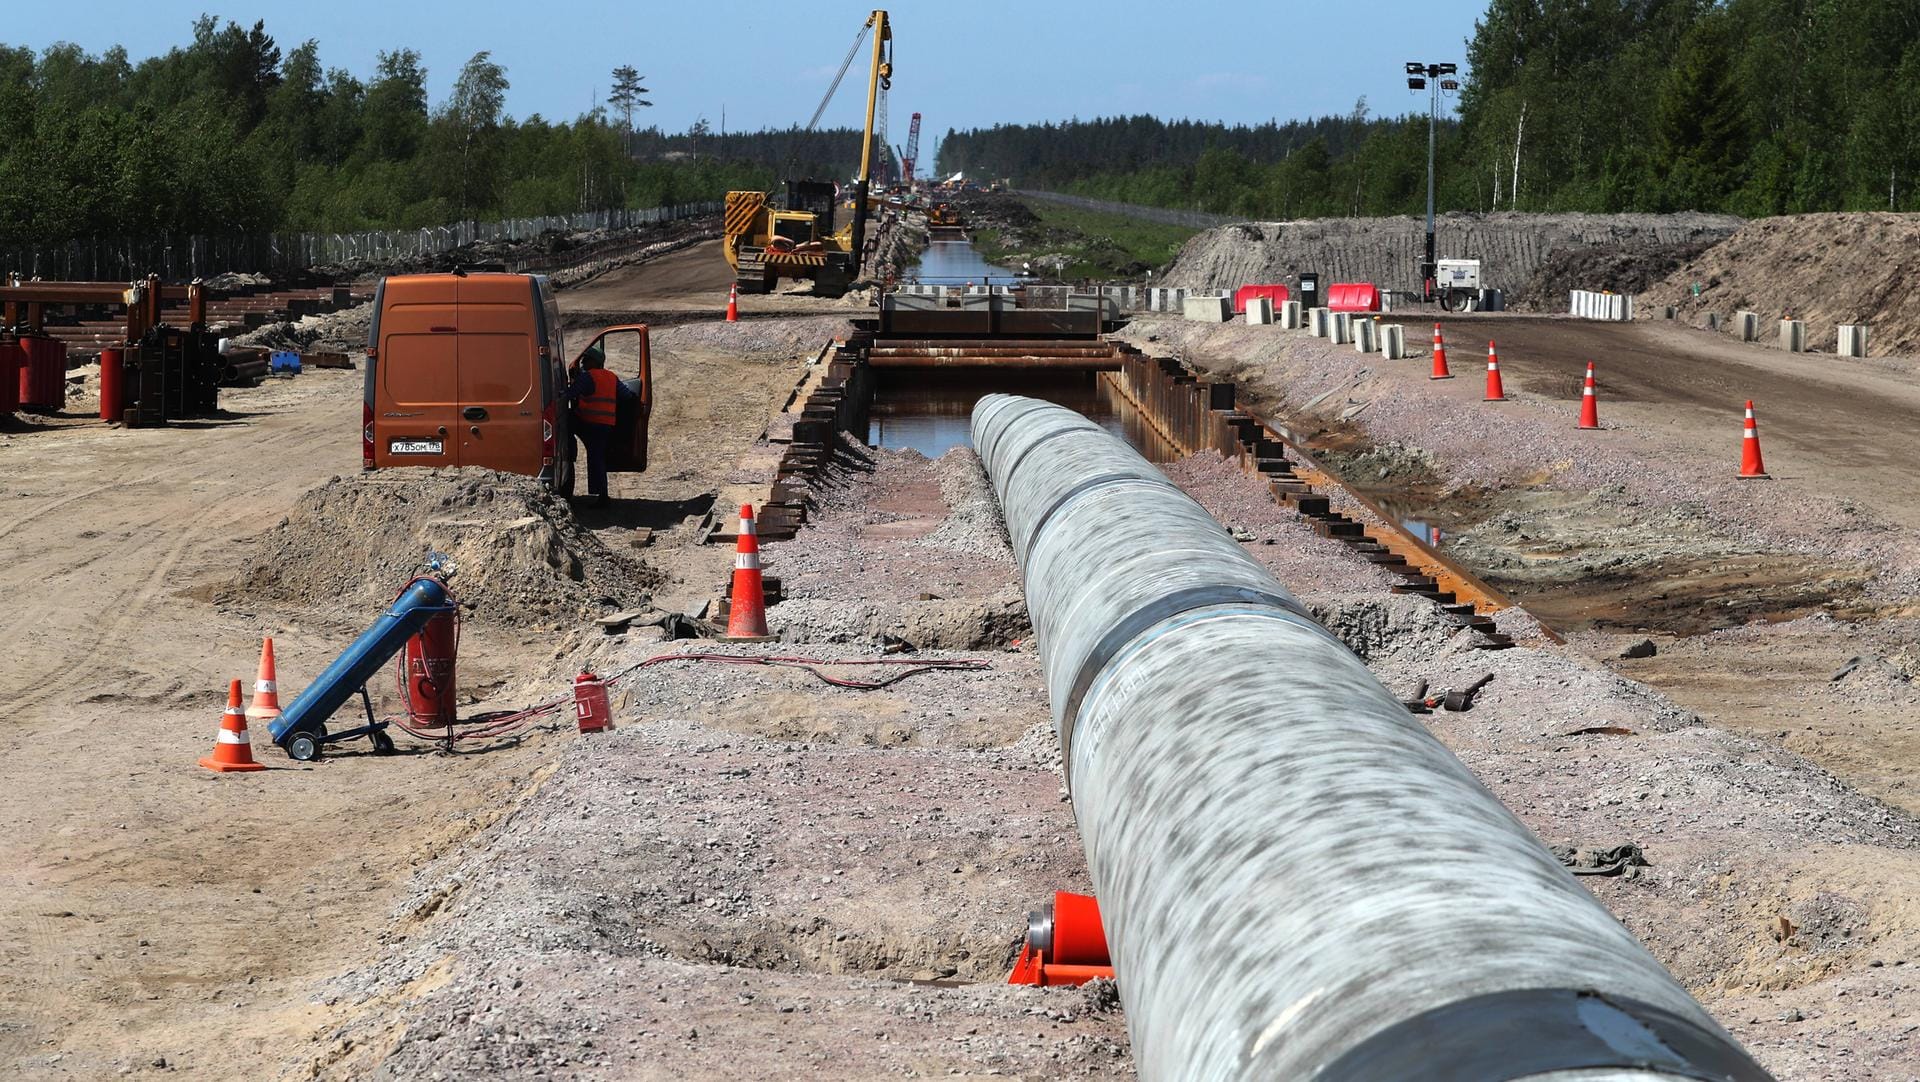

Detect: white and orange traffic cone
[1430,323,1452,379]
[725,282,739,323]
[246,637,283,723]
[1484,341,1506,401]
[200,679,265,773]
[1578,362,1601,429]
[725,504,771,639]
[1738,399,1769,478]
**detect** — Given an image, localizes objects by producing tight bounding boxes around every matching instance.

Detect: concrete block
[1352,317,1377,352]
[1380,323,1407,360]
[1183,295,1232,323]
[1734,310,1758,341]
[1245,297,1274,325]
[1279,300,1303,329]
[1661,305,1677,320]
[1329,312,1352,345]
[1839,323,1869,358]
[1705,312,1721,331]
[1308,307,1331,337]
[1622,295,1634,321]
[1780,319,1805,352]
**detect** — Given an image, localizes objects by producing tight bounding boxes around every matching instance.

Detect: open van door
[572,325,651,472]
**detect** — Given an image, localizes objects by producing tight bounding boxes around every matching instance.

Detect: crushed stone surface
[307,439,1920,1080]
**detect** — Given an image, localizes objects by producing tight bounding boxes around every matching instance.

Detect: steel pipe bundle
[971,394,1769,1082]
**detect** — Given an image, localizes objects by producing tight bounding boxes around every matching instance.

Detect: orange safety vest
[575,368,619,426]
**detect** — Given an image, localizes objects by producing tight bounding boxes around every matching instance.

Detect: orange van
[363,272,650,493]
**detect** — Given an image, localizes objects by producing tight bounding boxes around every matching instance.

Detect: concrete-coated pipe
[971,394,1769,1082]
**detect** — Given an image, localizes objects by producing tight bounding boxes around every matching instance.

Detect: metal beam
[970,394,1769,1082]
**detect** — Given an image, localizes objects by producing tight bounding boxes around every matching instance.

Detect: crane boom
[849,9,892,275]
[903,112,921,184]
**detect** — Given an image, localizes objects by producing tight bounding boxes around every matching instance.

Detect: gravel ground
[306,438,1920,1079]
[1120,320,1920,601]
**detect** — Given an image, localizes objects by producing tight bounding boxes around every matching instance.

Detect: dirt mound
[1510,237,1722,312]
[1641,213,1920,353]
[228,302,372,355]
[1163,212,1741,296]
[205,468,660,627]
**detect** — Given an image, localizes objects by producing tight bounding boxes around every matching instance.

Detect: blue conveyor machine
[268,574,456,761]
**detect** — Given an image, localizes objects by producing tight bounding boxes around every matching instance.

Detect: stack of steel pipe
[971,393,1769,1082]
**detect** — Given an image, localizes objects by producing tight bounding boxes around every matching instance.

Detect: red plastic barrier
[1233,283,1291,313]
[0,339,20,415]
[1325,282,1381,313]
[18,337,65,412]
[99,347,125,422]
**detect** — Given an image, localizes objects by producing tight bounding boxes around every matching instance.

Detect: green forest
[0,16,873,245]
[936,0,1920,219]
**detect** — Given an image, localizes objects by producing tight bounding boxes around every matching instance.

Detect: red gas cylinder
[0,339,20,414]
[99,347,125,422]
[18,337,65,412]
[573,671,612,733]
[401,604,459,727]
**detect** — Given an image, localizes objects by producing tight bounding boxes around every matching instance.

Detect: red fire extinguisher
[573,671,612,733]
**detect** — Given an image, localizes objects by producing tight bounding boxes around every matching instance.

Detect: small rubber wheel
[372,730,396,755]
[286,732,321,762]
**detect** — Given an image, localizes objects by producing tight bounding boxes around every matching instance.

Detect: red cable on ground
[383,651,991,747]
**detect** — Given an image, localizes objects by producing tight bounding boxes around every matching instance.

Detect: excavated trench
[755,302,1527,651]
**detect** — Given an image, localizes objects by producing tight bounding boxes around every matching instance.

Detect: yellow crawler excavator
[724,9,890,297]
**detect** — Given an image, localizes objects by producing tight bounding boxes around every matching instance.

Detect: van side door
[573,325,651,473]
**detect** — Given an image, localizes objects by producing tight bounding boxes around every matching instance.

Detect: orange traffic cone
[1578,362,1600,429]
[246,637,283,723]
[725,282,739,323]
[1430,324,1453,380]
[725,504,771,639]
[1738,399,1769,478]
[200,679,265,772]
[1484,341,1506,401]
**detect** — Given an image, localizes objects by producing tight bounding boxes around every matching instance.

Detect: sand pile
[229,302,373,355]
[1509,236,1722,311]
[208,468,660,627]
[1162,212,1741,295]
[1641,212,1920,353]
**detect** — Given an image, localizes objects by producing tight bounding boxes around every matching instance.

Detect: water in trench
[867,369,1178,462]
[905,239,1023,286]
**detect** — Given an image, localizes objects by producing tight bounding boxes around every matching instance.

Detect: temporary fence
[0,202,722,283]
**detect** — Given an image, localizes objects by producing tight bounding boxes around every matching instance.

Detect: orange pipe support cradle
[1007,890,1114,987]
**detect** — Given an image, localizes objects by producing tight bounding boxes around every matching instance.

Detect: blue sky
[7,1,1480,158]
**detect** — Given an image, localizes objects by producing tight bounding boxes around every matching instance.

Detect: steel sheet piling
[970,394,1769,1082]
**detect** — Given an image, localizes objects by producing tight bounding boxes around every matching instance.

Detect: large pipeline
[971,395,1769,1082]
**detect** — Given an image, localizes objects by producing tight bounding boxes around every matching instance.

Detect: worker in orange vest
[564,343,635,506]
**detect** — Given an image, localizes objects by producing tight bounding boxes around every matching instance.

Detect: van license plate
[390,439,443,455]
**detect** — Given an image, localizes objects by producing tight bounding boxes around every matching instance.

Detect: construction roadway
[1378,313,1920,531]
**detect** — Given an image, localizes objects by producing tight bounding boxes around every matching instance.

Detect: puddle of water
[905,240,1023,286]
[868,370,1177,461]
[1360,493,1445,546]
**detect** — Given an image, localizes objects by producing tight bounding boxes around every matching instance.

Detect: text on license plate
[389,439,444,455]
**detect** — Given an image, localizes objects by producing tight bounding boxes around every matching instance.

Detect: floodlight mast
[1406,60,1458,303]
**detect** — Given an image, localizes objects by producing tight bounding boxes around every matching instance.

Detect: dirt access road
[1380,314,1920,531]
[0,256,838,1076]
